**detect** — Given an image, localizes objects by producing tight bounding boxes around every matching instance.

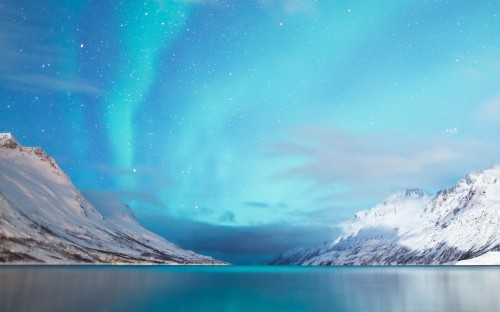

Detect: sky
[1,0,500,264]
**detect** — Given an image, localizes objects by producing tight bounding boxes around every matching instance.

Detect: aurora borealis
[2,0,500,263]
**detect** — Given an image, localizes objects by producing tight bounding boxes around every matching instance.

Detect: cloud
[180,0,222,4]
[139,213,337,264]
[0,6,100,95]
[243,201,288,209]
[181,206,215,217]
[0,73,100,95]
[257,0,318,14]
[83,188,167,210]
[268,125,496,197]
[477,95,500,122]
[218,211,236,223]
[244,201,271,208]
[82,190,139,224]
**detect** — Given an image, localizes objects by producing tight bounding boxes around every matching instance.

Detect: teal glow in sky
[2,0,500,263]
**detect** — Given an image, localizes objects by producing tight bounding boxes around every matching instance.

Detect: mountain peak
[471,165,500,181]
[396,188,429,199]
[382,188,430,205]
[0,133,19,149]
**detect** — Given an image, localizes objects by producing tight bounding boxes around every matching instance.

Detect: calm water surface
[0,266,499,312]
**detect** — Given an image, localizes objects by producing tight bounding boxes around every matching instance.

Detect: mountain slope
[270,169,500,265]
[0,133,222,264]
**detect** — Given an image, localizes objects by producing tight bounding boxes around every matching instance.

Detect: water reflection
[0,266,498,312]
[323,267,500,312]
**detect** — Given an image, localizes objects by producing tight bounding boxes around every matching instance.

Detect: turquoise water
[0,266,499,311]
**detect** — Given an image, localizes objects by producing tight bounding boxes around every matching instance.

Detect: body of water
[0,266,499,311]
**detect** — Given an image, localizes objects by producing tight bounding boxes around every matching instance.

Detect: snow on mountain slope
[0,133,222,264]
[83,190,140,227]
[270,169,500,265]
[340,189,431,245]
[455,251,500,265]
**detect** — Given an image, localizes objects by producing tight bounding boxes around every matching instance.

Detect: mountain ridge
[0,133,223,264]
[271,166,500,265]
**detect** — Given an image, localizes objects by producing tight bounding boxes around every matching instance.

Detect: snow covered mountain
[271,169,500,265]
[0,133,222,264]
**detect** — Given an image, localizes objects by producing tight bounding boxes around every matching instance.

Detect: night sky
[2,0,500,264]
